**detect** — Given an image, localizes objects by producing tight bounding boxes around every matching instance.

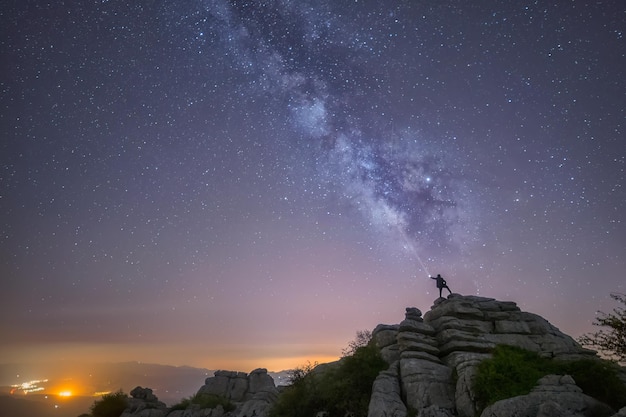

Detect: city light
[10,379,48,394]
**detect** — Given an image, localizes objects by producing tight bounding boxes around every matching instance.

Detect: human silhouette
[431,274,452,298]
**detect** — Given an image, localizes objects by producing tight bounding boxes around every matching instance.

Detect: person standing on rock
[431,274,452,298]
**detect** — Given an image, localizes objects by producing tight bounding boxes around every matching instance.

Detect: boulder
[198,370,248,401]
[372,324,400,349]
[247,368,276,396]
[480,374,614,417]
[400,358,455,412]
[120,386,167,417]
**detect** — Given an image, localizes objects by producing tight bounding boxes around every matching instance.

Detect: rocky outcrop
[369,294,607,417]
[120,387,168,417]
[194,368,278,417]
[123,369,278,417]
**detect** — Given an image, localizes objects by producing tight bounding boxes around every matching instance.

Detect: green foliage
[269,334,387,417]
[559,359,626,410]
[474,345,547,408]
[474,345,626,413]
[579,292,626,363]
[170,392,235,412]
[90,390,129,417]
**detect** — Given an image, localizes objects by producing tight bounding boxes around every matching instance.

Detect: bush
[473,345,548,407]
[559,359,626,410]
[269,342,387,417]
[90,390,129,417]
[474,345,626,413]
[170,392,235,412]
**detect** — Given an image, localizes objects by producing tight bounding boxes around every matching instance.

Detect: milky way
[1,1,624,372]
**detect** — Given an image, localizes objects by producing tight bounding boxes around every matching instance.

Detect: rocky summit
[368,294,626,417]
[119,294,626,417]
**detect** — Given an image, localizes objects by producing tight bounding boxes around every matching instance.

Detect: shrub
[269,342,387,417]
[559,359,626,410]
[90,390,129,417]
[473,345,626,413]
[474,345,549,408]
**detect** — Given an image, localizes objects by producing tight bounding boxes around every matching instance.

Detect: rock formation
[195,368,278,417]
[120,368,278,417]
[368,294,622,417]
[120,387,168,417]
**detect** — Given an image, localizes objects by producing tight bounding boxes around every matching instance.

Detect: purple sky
[1,1,624,373]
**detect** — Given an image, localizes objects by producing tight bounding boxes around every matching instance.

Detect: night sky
[1,1,624,373]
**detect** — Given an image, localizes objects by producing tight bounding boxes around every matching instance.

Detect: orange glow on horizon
[58,390,72,397]
[249,355,340,373]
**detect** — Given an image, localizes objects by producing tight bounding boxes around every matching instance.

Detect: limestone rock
[247,368,276,396]
[165,369,279,417]
[480,374,614,417]
[377,295,607,417]
[120,386,167,417]
[367,362,407,417]
[400,358,455,412]
[198,370,249,401]
[372,324,400,349]
[373,324,401,363]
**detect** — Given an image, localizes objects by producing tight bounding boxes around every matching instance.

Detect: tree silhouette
[341,329,373,357]
[578,293,626,363]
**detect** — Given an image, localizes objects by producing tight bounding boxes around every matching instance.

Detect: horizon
[0,290,611,377]
[2,2,624,377]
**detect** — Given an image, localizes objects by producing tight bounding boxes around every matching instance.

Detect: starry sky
[1,1,625,373]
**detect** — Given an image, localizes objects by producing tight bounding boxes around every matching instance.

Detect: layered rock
[367,362,406,417]
[369,294,605,417]
[120,386,168,417]
[123,369,278,417]
[194,368,278,417]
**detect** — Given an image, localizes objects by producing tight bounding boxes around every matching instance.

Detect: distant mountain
[0,361,292,409]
